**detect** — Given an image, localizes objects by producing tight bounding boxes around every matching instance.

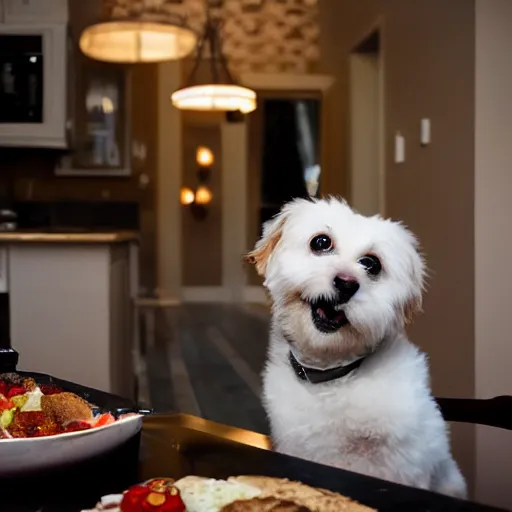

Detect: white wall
[475,1,512,508]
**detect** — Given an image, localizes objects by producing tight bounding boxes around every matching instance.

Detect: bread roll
[227,476,375,512]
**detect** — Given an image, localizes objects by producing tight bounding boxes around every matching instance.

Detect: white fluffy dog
[246,197,467,499]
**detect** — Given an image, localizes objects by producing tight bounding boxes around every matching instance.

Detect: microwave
[0,23,69,148]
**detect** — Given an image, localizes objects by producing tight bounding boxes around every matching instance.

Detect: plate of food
[82,475,375,512]
[0,371,148,476]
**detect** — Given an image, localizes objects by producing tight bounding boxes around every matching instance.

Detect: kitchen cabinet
[0,22,69,148]
[0,1,133,158]
[56,60,133,176]
[0,0,70,147]
[3,234,139,400]
[0,0,131,159]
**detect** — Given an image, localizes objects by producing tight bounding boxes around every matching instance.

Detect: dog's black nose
[333,276,360,303]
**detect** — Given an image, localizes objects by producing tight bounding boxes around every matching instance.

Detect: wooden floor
[139,304,271,435]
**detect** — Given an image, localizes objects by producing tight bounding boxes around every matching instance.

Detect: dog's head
[246,197,426,366]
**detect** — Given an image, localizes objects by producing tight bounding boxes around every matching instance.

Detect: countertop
[0,229,139,243]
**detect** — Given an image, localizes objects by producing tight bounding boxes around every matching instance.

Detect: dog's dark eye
[310,234,333,254]
[358,255,382,276]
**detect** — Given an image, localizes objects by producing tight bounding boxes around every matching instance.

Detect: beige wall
[349,52,382,216]
[156,61,182,302]
[319,0,476,497]
[475,1,512,508]
[181,120,223,286]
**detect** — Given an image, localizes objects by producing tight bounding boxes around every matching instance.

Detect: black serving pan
[0,348,152,417]
[1,366,153,512]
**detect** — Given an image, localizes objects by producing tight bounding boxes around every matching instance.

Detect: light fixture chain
[185,21,209,87]
[209,21,220,84]
[170,0,257,113]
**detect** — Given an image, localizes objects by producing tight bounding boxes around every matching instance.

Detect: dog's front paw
[431,458,468,500]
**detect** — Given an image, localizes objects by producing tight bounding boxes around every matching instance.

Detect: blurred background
[0,0,510,508]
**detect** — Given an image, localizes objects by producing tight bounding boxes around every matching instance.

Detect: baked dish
[82,476,376,512]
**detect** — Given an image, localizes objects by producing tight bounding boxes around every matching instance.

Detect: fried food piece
[227,477,376,512]
[40,392,93,425]
[9,411,61,437]
[222,497,311,511]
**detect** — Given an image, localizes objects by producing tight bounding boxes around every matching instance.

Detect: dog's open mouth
[309,298,349,333]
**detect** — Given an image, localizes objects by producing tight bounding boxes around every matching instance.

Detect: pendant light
[79,1,197,64]
[171,5,257,114]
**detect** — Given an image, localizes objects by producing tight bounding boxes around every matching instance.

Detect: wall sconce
[196,146,214,167]
[180,187,195,206]
[180,146,214,220]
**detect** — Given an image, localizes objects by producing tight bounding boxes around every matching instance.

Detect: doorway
[247,92,323,289]
[349,30,384,216]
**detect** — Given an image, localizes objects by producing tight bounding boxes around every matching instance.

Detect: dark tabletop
[0,369,506,512]
[1,413,507,512]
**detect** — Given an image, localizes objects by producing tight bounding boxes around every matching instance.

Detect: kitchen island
[0,230,139,400]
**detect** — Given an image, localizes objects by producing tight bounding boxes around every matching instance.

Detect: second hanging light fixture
[171,1,257,114]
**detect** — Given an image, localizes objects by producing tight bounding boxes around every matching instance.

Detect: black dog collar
[288,350,365,384]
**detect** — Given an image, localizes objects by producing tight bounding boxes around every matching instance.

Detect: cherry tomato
[94,413,115,427]
[120,479,185,512]
[7,386,26,398]
[40,384,63,395]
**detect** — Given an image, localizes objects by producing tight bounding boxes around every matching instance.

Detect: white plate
[0,414,143,476]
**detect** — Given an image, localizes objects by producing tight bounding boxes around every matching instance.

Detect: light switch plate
[420,118,431,146]
[395,133,405,163]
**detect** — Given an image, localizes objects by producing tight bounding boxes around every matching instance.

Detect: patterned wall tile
[102,0,319,74]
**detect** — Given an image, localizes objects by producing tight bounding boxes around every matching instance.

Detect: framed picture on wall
[56,57,132,177]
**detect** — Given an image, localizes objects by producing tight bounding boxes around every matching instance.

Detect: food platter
[0,371,149,476]
[82,475,376,512]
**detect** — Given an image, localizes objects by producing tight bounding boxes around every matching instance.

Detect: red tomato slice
[0,399,14,411]
[94,413,115,427]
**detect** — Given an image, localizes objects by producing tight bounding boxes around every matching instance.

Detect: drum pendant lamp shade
[171,15,256,114]
[79,1,197,63]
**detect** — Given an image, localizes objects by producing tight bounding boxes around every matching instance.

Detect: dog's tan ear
[244,215,286,277]
[396,224,426,325]
[402,295,423,324]
[402,258,426,324]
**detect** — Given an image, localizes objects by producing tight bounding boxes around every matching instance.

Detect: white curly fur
[247,197,467,498]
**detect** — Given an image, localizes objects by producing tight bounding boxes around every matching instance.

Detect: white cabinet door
[3,0,68,24]
[0,23,68,148]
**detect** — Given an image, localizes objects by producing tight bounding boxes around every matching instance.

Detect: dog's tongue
[317,304,345,323]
